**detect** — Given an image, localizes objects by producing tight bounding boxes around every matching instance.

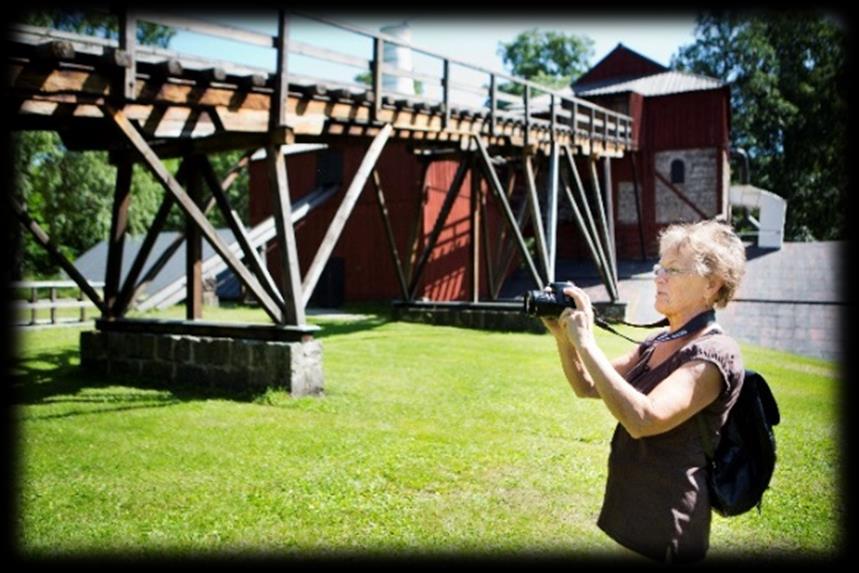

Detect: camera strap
[593,309,716,346]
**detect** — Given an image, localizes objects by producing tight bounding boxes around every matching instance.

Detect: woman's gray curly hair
[658,219,747,308]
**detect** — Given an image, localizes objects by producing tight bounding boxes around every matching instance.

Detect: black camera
[523,281,577,317]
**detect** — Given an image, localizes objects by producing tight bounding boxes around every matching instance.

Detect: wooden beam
[588,155,618,289]
[545,144,560,283]
[371,169,409,301]
[9,196,105,313]
[302,123,393,307]
[408,156,470,300]
[478,178,496,300]
[523,153,550,285]
[474,135,543,289]
[265,144,305,325]
[104,157,133,318]
[199,155,284,310]
[102,103,283,323]
[117,10,136,101]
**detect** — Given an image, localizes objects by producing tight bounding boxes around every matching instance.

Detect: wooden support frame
[474,135,543,290]
[469,156,481,303]
[408,154,470,300]
[199,155,284,311]
[371,169,409,301]
[560,145,618,301]
[492,184,532,300]
[102,103,284,323]
[302,123,393,307]
[9,196,106,314]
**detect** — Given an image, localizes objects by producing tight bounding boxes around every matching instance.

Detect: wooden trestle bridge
[8,10,633,344]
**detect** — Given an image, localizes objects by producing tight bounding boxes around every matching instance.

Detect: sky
[164,12,699,107]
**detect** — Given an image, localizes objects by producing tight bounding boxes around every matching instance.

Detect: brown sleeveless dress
[596,330,744,563]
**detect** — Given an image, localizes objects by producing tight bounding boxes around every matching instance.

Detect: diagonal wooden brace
[302,123,393,307]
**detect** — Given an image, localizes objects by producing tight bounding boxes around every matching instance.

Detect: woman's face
[653,246,716,316]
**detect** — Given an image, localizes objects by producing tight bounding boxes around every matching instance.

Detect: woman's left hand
[559,285,596,349]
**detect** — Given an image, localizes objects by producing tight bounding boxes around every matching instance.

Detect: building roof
[574,70,725,97]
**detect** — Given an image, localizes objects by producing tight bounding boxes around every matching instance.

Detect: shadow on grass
[12,306,395,412]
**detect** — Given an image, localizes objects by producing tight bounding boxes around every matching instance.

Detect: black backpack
[697,369,781,517]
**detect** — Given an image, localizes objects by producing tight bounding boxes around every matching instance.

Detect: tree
[11,9,182,278]
[497,28,594,96]
[672,11,847,241]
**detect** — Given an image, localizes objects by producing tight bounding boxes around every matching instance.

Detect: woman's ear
[705,276,724,306]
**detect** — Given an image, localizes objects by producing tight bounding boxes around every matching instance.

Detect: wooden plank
[545,144,559,282]
[371,169,409,301]
[301,124,392,306]
[470,159,481,303]
[104,157,133,317]
[102,103,283,323]
[9,196,106,313]
[118,10,136,100]
[474,135,543,289]
[265,144,305,325]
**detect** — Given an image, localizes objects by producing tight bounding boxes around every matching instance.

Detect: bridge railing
[12,9,633,149]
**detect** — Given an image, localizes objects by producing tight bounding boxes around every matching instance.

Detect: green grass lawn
[11,303,843,560]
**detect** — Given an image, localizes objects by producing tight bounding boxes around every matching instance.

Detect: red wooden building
[570,44,731,259]
[248,43,729,304]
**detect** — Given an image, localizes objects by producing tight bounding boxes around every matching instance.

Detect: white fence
[11,280,105,328]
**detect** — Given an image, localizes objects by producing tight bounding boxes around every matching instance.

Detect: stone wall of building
[80,331,324,396]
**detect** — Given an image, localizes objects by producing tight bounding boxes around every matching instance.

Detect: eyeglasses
[652,263,696,278]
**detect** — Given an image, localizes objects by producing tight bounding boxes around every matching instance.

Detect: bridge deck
[8,20,632,157]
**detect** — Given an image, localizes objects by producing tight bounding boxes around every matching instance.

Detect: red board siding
[248,140,510,302]
[575,45,667,87]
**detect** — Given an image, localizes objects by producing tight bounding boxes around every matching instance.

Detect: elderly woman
[543,219,747,563]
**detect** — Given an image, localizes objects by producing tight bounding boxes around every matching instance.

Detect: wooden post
[489,74,497,137]
[50,286,57,325]
[185,156,203,320]
[442,59,451,130]
[602,155,616,269]
[265,145,305,325]
[373,37,383,123]
[270,11,289,133]
[117,9,136,100]
[545,143,559,283]
[104,157,133,318]
[302,124,393,307]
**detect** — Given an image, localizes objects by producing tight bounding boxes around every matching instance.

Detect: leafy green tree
[497,29,594,97]
[672,11,847,241]
[24,8,175,47]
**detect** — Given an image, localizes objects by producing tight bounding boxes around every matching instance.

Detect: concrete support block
[79,331,324,397]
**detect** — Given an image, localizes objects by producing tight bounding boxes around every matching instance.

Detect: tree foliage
[672,11,847,241]
[497,28,594,97]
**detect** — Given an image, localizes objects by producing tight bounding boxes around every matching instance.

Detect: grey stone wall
[80,331,324,396]
[654,148,719,223]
